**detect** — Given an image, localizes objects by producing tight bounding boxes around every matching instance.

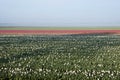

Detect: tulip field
[0,29,120,79]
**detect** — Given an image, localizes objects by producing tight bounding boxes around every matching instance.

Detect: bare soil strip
[0,30,120,35]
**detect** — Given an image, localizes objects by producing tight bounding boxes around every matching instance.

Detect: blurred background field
[0,26,120,30]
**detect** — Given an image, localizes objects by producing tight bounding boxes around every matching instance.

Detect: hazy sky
[0,0,120,26]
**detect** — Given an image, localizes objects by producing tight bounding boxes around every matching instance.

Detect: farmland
[0,27,120,35]
[0,28,120,80]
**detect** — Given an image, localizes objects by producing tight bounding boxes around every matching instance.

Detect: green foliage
[0,34,120,80]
